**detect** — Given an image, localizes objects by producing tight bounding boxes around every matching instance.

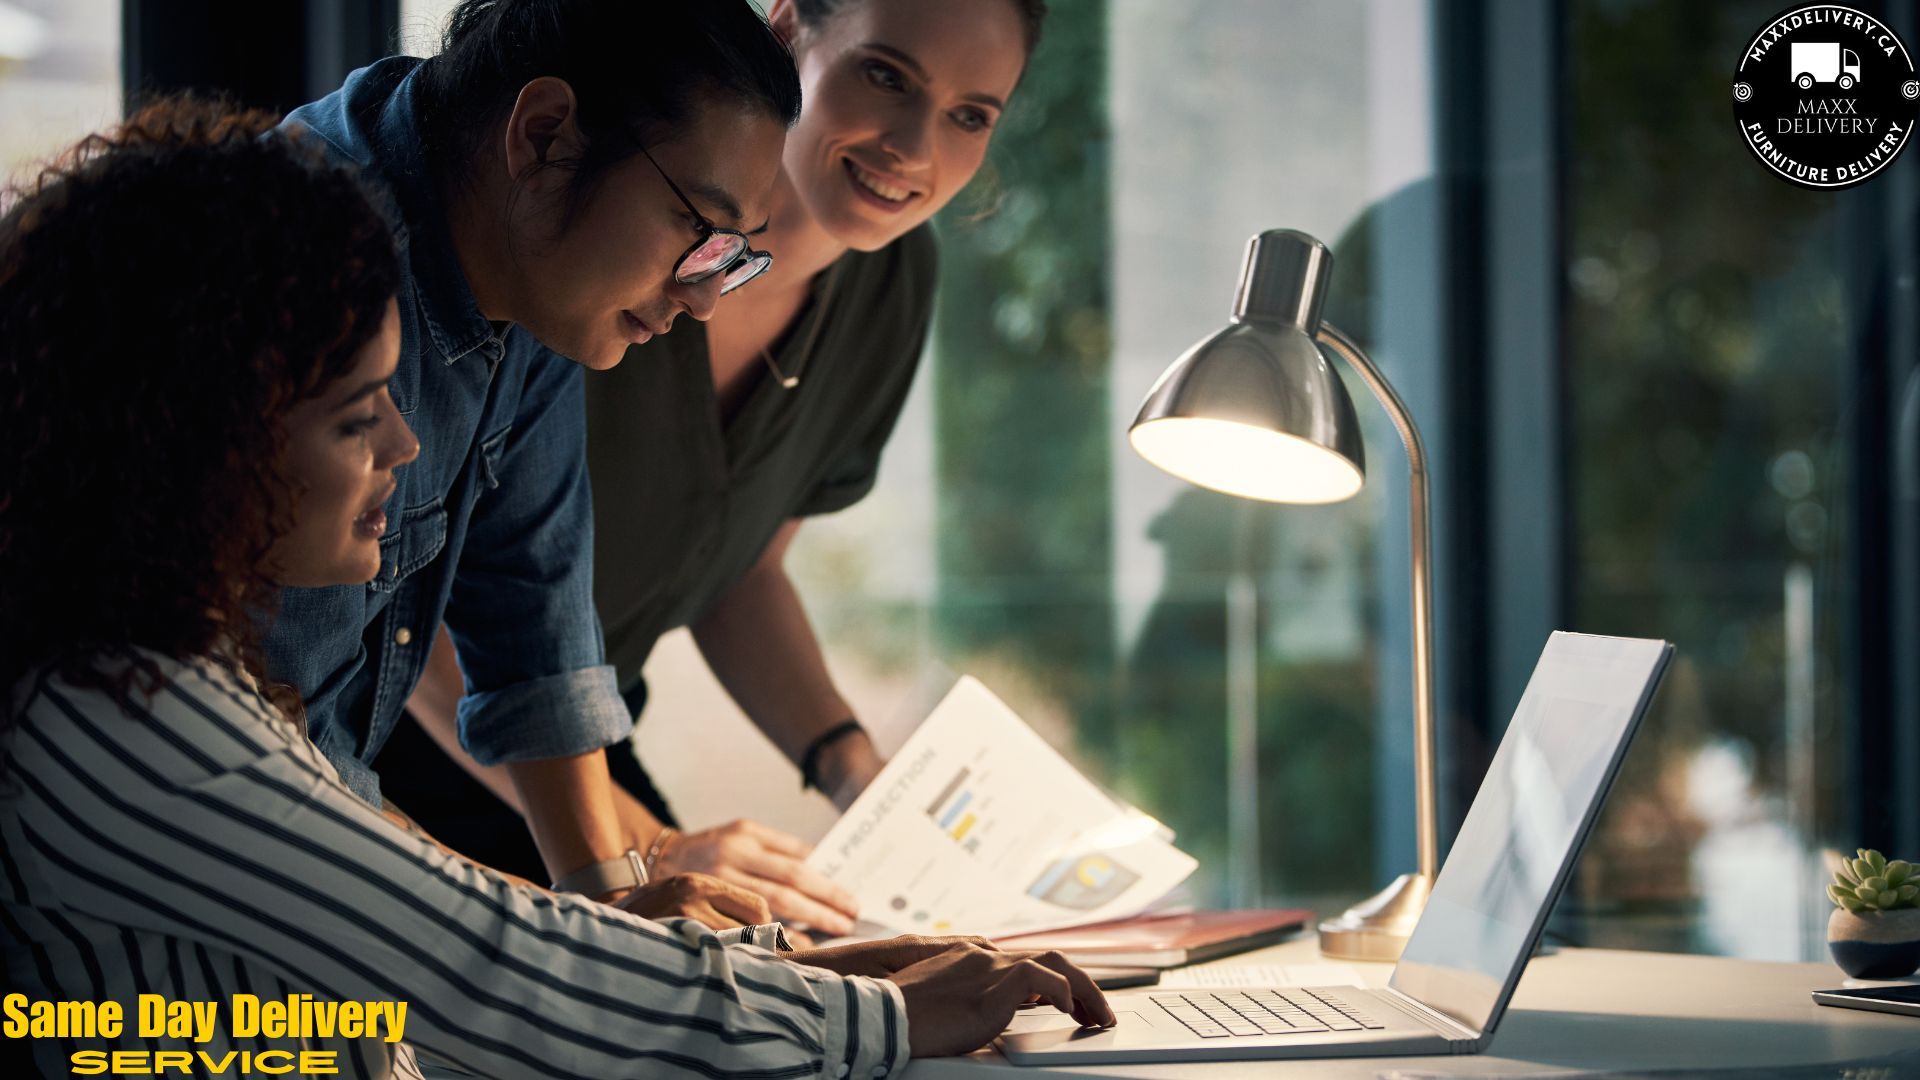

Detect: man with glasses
[264,16,802,929]
[376,71,947,941]
[640,143,776,296]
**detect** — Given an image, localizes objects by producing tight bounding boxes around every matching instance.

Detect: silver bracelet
[643,826,676,880]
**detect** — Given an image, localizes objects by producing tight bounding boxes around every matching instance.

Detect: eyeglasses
[637,144,772,295]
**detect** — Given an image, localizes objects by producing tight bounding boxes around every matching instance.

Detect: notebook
[995,909,1309,968]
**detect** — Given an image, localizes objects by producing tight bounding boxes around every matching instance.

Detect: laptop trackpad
[1000,1007,1194,1056]
[1004,1009,1152,1036]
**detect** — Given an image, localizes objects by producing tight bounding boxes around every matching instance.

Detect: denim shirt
[268,58,630,805]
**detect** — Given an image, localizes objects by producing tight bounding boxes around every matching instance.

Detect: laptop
[997,631,1673,1065]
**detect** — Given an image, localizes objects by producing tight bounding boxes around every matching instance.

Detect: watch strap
[551,848,647,897]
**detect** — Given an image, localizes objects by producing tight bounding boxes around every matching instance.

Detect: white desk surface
[907,937,1920,1078]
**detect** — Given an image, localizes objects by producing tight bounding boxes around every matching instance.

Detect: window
[1560,0,1920,960]
[398,0,455,57]
[0,0,120,188]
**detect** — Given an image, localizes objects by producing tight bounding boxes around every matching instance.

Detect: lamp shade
[1128,230,1366,504]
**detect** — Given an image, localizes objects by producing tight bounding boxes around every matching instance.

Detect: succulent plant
[1829,849,1920,913]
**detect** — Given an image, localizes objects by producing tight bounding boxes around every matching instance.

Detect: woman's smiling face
[771,0,1030,251]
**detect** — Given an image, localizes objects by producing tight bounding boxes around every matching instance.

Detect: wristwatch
[550,848,648,898]
[550,827,678,897]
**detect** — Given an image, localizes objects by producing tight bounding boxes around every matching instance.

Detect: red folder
[993,909,1310,969]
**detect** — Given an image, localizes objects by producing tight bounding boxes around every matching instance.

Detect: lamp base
[1317,872,1433,961]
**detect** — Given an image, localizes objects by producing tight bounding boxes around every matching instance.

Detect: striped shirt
[0,653,906,1078]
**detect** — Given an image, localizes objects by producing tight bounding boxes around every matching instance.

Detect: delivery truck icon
[1792,42,1862,90]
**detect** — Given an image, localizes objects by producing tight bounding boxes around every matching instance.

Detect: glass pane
[1562,0,1887,960]
[0,0,120,187]
[398,0,461,57]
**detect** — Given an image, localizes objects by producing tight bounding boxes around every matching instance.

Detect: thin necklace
[757,260,842,391]
[760,347,801,389]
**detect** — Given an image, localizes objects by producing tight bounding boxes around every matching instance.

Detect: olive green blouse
[585,224,939,692]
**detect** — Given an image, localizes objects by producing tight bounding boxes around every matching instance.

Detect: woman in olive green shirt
[392,0,1046,937]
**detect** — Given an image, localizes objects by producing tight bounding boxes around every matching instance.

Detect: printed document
[806,676,1197,936]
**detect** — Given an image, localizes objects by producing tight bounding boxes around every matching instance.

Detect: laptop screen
[1387,633,1671,1036]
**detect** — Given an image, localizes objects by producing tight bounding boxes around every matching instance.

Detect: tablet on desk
[1812,984,1920,1018]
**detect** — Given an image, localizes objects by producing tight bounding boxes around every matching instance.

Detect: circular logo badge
[1733,5,1920,189]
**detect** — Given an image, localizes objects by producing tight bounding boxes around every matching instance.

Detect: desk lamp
[1128,229,1438,961]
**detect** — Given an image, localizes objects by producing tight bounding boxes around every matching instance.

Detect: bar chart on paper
[925,767,986,853]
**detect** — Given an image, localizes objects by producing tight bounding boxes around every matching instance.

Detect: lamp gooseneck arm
[1314,323,1440,883]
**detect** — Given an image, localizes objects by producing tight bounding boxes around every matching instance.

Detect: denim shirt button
[394,627,413,646]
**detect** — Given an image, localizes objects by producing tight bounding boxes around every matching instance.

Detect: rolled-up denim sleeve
[456,667,627,765]
[444,349,632,766]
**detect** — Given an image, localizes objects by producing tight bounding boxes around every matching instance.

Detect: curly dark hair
[0,98,400,726]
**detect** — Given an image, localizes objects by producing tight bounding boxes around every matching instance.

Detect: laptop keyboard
[1148,988,1388,1038]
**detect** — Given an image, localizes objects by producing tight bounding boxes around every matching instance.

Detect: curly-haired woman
[0,102,1110,1079]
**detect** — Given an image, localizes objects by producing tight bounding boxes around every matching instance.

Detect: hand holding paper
[805,677,1197,937]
